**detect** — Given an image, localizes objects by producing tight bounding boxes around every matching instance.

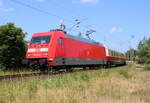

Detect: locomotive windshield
[31,36,51,44]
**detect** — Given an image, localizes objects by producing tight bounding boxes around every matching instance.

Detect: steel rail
[0,65,127,82]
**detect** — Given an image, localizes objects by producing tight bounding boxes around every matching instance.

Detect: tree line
[136,38,150,70]
[0,23,26,70]
[0,23,150,70]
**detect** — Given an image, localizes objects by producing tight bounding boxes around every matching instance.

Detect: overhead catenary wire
[47,0,93,30]
[46,0,91,28]
[105,34,135,52]
[11,0,75,24]
[46,0,84,19]
[11,0,129,51]
[12,0,93,31]
[67,18,88,31]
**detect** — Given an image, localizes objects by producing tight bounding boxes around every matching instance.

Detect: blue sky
[0,0,150,52]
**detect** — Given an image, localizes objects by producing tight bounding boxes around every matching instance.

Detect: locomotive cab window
[58,38,63,44]
[31,36,51,44]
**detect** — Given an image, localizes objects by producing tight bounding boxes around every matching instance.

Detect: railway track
[0,72,42,81]
[0,65,126,82]
[0,68,96,81]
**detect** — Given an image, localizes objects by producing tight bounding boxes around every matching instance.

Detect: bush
[0,23,27,70]
[137,38,150,64]
[144,64,150,71]
[0,64,6,70]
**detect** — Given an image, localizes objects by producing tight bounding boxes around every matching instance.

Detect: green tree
[125,49,137,61]
[0,23,26,69]
[137,38,150,64]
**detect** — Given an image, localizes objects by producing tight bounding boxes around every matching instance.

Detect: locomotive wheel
[29,62,40,71]
[39,66,48,72]
[107,62,111,68]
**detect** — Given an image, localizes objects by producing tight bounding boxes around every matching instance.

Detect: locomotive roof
[50,29,103,46]
[66,34,102,46]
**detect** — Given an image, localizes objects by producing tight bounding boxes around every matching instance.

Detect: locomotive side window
[31,36,51,44]
[58,38,62,44]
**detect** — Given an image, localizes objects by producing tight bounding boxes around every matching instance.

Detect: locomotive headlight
[28,54,33,56]
[28,48,36,52]
[40,48,48,52]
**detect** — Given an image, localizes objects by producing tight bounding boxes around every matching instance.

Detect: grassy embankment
[0,64,150,103]
[0,69,38,76]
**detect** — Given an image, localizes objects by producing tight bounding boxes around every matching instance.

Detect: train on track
[23,29,126,71]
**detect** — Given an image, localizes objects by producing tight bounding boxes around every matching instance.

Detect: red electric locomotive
[24,29,126,71]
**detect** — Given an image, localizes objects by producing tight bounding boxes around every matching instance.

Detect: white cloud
[80,0,99,3]
[109,27,123,33]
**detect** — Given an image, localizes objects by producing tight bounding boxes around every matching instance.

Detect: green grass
[144,64,150,71]
[0,64,150,103]
[0,69,38,76]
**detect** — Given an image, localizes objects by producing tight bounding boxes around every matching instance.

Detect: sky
[0,0,150,52]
